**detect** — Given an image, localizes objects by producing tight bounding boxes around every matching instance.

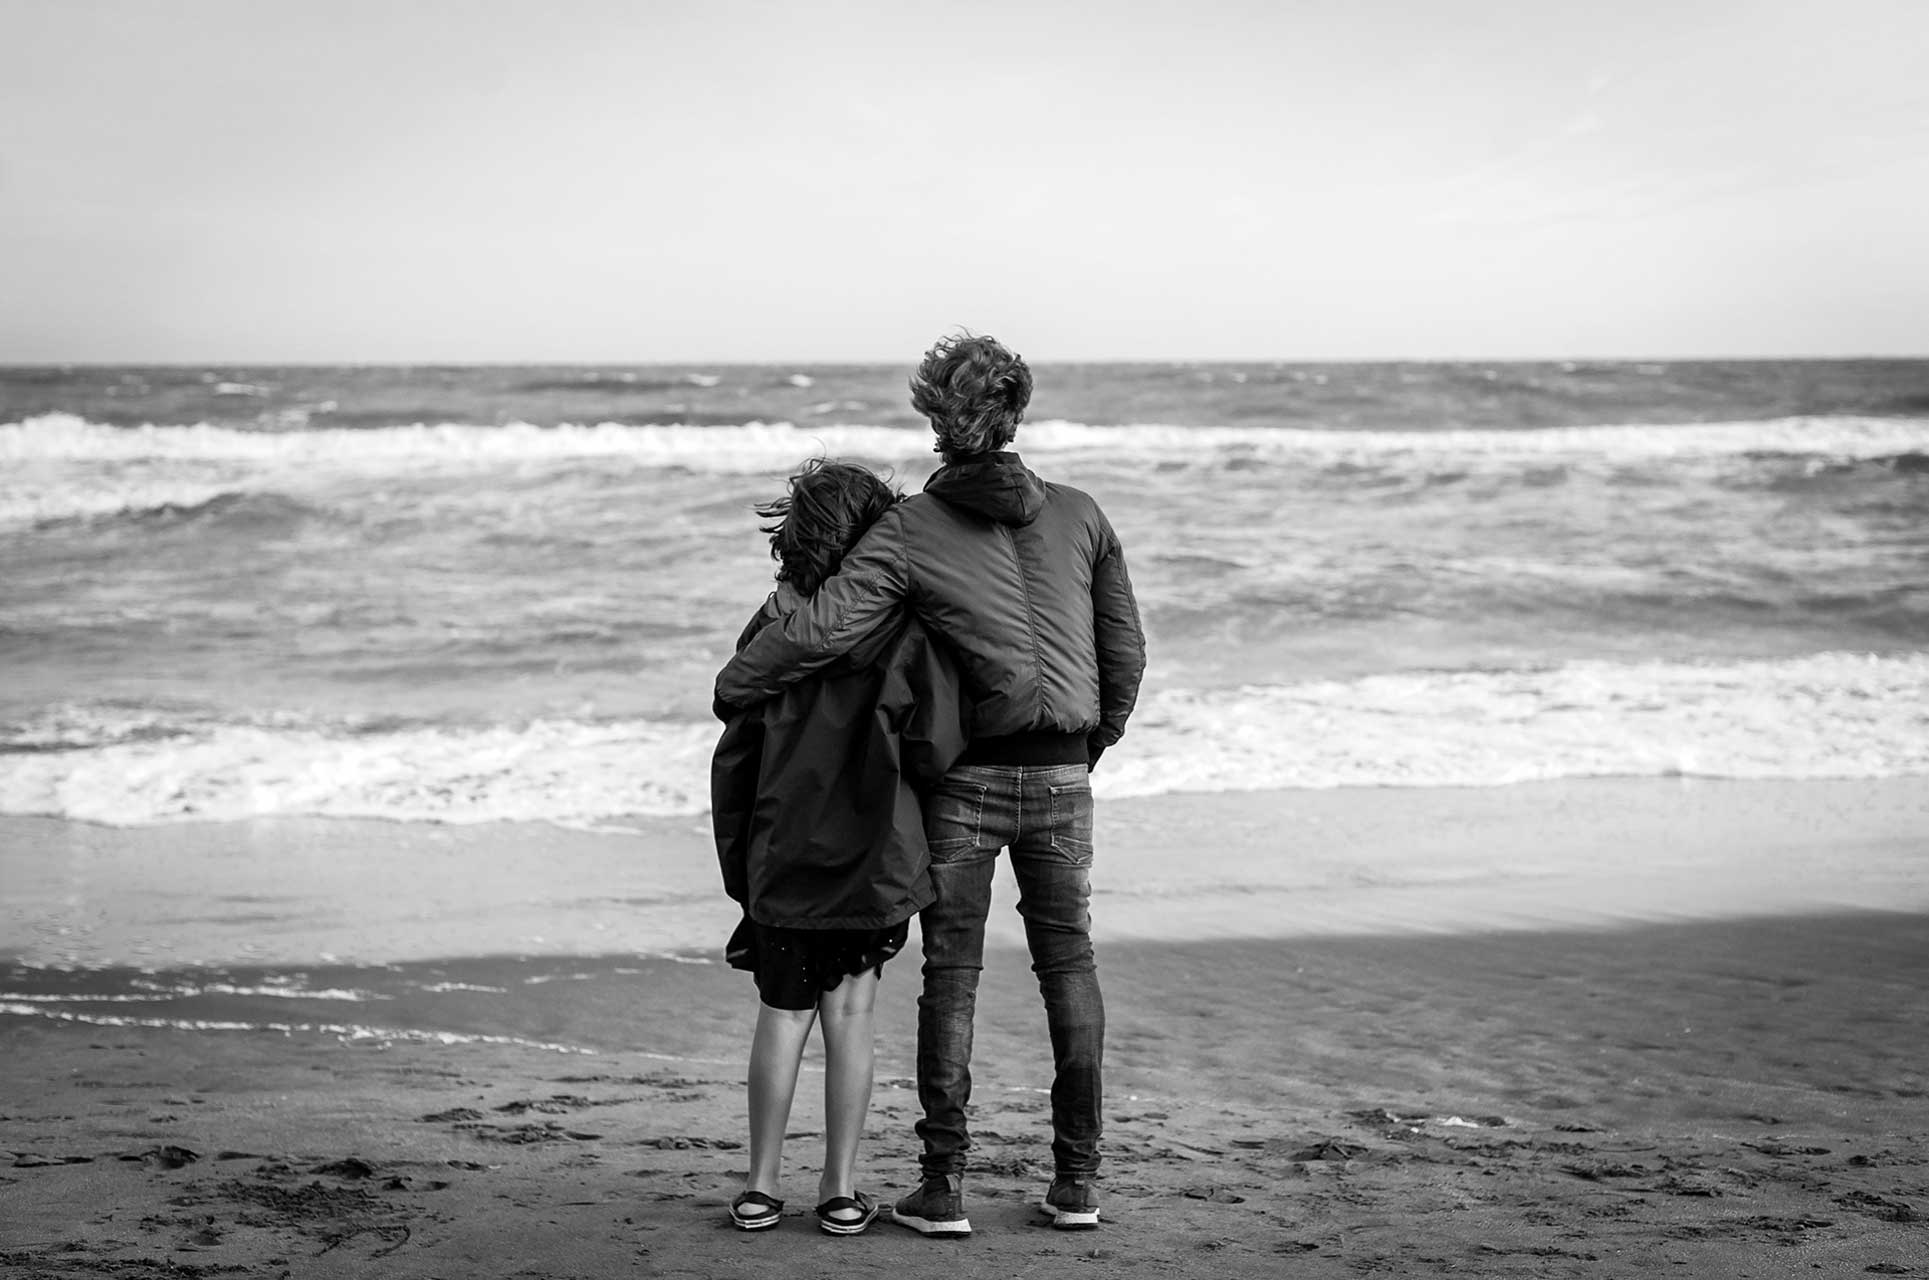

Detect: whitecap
[3,653,1923,827]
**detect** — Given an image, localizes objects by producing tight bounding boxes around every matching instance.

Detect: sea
[4,360,1927,831]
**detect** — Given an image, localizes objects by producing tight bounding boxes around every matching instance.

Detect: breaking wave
[3,652,1923,828]
[8,411,1927,467]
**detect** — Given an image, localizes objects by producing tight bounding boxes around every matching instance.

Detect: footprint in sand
[493,1095,592,1115]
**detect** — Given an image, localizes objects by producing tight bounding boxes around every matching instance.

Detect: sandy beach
[5,778,1927,1277]
[10,2,1929,1274]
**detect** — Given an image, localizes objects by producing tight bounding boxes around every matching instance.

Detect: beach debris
[118,1144,200,1169]
[419,1107,484,1122]
[1348,1107,1508,1133]
[1560,1161,1649,1181]
[11,1152,95,1167]
[1744,1140,1832,1156]
[1346,1107,1419,1133]
[1289,1139,1367,1163]
[312,1157,376,1179]
[1726,1215,1835,1235]
[1834,1191,1921,1223]
[1182,1186,1247,1203]
[1653,1173,1722,1197]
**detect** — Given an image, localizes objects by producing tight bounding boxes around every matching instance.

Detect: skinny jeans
[914,762,1103,1177]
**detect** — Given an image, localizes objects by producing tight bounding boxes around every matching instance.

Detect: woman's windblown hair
[909,331,1033,460]
[758,459,901,596]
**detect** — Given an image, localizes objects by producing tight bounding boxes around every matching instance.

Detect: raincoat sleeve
[1090,507,1147,753]
[714,508,912,711]
[709,598,779,902]
[709,711,760,905]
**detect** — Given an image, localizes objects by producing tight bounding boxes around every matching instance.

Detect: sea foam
[0,1003,593,1051]
[7,411,1927,466]
[9,411,1924,527]
[4,653,1922,828]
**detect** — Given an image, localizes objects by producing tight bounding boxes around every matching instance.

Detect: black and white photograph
[3,1,1926,1275]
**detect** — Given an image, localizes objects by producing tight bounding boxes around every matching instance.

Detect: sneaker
[890,1173,971,1237]
[1040,1173,1100,1229]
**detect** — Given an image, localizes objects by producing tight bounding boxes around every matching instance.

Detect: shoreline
[4,775,1926,970]
[5,774,1926,1275]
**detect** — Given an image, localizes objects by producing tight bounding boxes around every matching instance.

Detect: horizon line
[4,353,1927,369]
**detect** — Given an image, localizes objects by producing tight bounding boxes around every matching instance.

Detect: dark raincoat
[711,582,968,929]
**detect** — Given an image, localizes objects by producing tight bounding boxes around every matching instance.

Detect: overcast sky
[4,0,1926,362]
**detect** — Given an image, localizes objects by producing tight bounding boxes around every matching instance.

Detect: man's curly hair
[757,458,901,596]
[908,331,1032,460]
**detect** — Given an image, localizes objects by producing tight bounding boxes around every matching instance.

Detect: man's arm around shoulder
[712,506,914,712]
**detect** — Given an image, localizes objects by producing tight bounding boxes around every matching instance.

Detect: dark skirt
[726,916,910,1012]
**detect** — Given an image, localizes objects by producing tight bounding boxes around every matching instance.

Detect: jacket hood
[923,451,1047,526]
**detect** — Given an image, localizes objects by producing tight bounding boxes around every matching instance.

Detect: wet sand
[8,777,1928,967]
[3,779,1927,1277]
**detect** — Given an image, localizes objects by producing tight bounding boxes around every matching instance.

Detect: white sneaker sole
[1041,1200,1101,1229]
[889,1208,972,1237]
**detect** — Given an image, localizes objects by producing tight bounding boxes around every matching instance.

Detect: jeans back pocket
[926,779,989,862]
[1046,779,1095,865]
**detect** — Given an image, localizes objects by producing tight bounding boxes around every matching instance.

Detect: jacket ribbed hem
[958,730,1090,767]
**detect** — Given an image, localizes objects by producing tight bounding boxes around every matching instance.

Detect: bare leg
[816,967,880,1208]
[745,1002,817,1198]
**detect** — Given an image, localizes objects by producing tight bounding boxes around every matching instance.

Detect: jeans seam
[930,781,987,862]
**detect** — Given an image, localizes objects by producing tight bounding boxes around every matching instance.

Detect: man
[714,332,1146,1235]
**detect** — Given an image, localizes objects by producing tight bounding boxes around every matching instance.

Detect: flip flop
[815,1190,880,1236]
[730,1190,784,1231]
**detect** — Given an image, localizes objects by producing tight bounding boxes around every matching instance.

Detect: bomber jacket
[711,582,967,929]
[715,452,1146,762]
